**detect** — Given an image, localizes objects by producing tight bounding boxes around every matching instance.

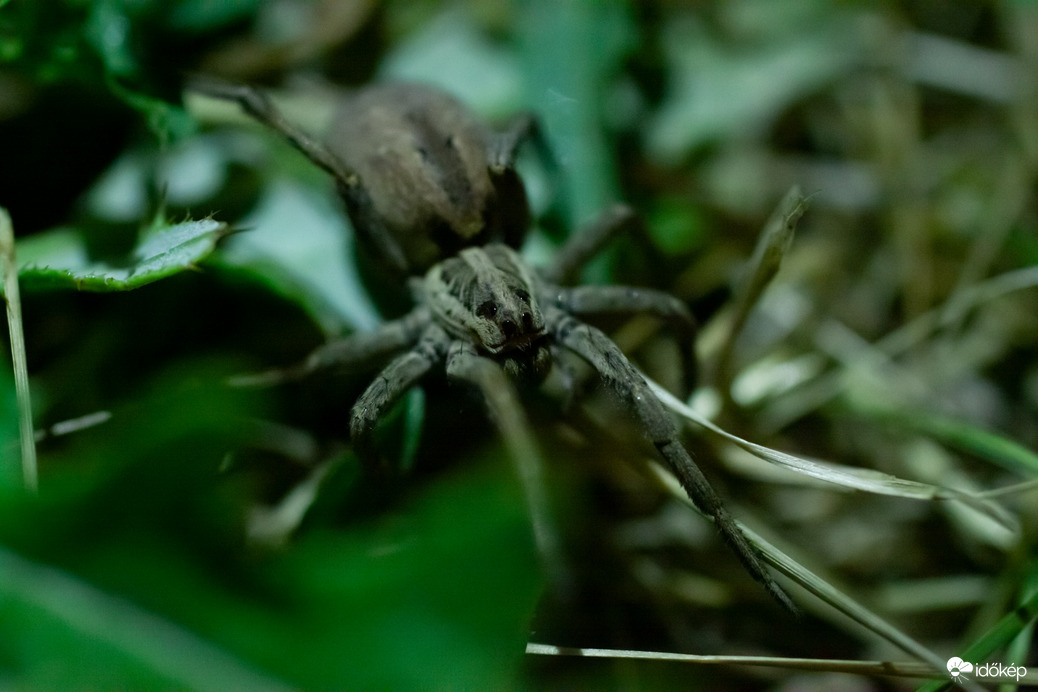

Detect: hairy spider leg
[446,340,570,593]
[192,79,353,184]
[550,285,698,395]
[349,323,449,471]
[228,308,431,388]
[193,80,415,276]
[487,113,538,172]
[304,308,431,373]
[548,306,797,613]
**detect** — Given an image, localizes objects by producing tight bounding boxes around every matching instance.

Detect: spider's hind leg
[190,78,353,185]
[549,307,796,613]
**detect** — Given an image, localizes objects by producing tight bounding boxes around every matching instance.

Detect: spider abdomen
[326,84,531,276]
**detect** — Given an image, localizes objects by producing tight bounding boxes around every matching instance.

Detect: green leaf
[13,218,229,293]
[0,353,540,688]
[517,0,635,229]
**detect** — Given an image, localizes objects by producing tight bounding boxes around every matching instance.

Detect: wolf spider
[202,80,795,612]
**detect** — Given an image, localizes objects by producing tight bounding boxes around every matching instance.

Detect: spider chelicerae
[200,80,795,613]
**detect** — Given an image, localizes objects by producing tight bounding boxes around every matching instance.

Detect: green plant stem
[0,208,37,492]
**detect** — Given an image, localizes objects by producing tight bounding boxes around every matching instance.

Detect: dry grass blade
[525,642,944,680]
[735,522,948,671]
[646,378,1016,532]
[647,463,949,671]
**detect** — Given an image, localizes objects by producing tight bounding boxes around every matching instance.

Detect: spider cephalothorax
[422,244,550,379]
[203,80,797,613]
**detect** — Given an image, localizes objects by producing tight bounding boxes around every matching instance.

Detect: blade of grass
[526,642,943,679]
[1002,566,1038,690]
[915,588,1038,691]
[859,405,1038,477]
[0,208,36,492]
[647,377,1014,532]
[762,265,1038,431]
[646,463,949,671]
[736,520,948,671]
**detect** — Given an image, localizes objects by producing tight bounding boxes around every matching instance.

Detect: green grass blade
[863,405,1038,476]
[716,186,808,394]
[915,588,1038,691]
[0,208,36,492]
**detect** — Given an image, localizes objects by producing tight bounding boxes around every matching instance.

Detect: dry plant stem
[714,186,807,403]
[525,643,944,680]
[0,208,36,493]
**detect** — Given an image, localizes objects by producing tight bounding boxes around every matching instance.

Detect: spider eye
[476,301,498,319]
[514,289,531,303]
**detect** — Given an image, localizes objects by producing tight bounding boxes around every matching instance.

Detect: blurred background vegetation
[2,0,1038,689]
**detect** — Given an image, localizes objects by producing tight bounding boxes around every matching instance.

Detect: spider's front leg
[228,308,431,388]
[544,206,697,392]
[349,322,448,472]
[548,307,797,613]
[550,285,698,394]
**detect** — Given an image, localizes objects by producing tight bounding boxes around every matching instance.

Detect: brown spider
[199,80,795,613]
